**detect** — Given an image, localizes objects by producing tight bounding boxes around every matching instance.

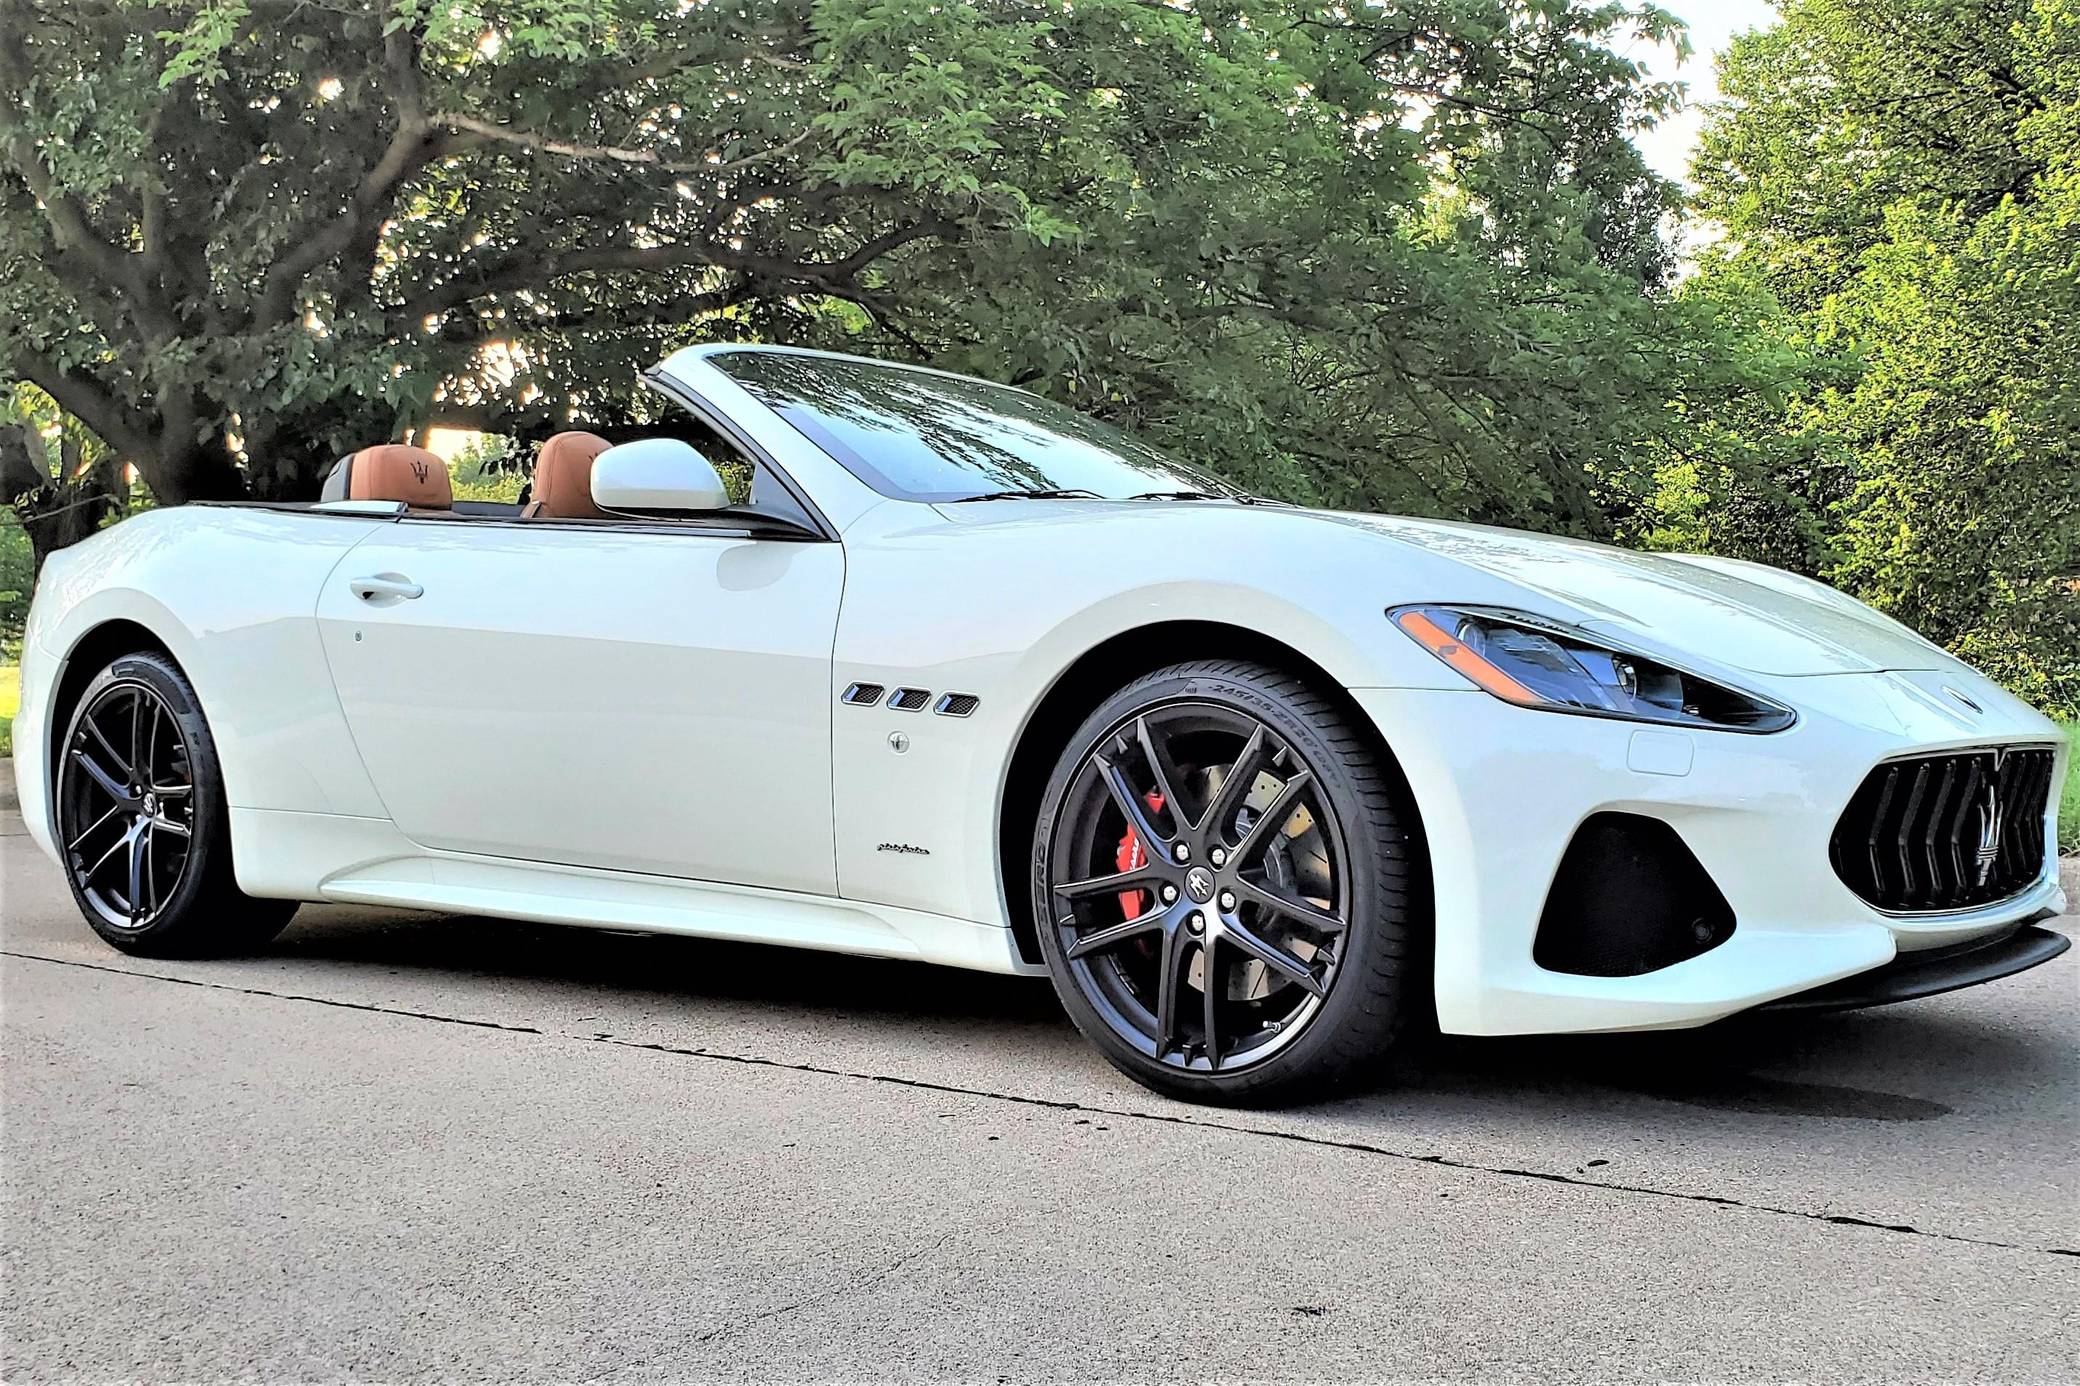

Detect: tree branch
[9,345,159,464]
[427,115,812,176]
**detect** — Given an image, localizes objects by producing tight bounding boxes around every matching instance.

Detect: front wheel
[1030,659,1422,1105]
[54,651,298,957]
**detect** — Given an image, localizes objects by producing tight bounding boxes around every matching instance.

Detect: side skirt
[230,807,1040,976]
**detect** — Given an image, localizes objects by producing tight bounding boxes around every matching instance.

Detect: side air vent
[887,687,931,712]
[840,682,885,706]
[1535,813,1735,977]
[935,692,980,718]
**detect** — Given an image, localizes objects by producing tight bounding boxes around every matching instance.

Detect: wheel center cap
[1184,866,1216,904]
[141,792,158,816]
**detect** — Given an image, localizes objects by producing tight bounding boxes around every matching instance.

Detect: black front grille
[1830,747,2056,912]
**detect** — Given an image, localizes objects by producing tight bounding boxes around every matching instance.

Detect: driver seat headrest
[523,431,612,520]
[321,445,452,510]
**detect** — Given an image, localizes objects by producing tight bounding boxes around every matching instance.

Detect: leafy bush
[0,514,30,661]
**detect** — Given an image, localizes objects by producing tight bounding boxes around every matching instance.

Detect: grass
[0,662,16,759]
[2061,722,2079,857]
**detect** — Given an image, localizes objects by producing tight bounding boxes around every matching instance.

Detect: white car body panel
[312,520,843,893]
[14,344,2068,1030]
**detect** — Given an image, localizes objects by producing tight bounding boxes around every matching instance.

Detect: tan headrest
[525,431,612,520]
[335,445,452,510]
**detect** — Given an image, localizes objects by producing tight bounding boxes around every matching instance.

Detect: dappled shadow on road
[261,906,2063,1124]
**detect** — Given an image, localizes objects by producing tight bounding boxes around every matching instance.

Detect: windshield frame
[704,348,1241,504]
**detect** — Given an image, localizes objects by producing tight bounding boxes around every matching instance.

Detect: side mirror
[590,438,730,514]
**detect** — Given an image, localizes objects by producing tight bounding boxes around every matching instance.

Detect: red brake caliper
[1115,791,1166,919]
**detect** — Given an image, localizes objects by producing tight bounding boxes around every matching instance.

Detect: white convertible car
[13,345,2070,1102]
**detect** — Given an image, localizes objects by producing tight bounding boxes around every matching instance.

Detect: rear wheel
[1030,659,1421,1104]
[54,652,297,957]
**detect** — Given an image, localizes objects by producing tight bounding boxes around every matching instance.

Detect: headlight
[1388,604,1796,733]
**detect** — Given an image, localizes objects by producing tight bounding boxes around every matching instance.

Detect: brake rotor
[1185,765,1335,1001]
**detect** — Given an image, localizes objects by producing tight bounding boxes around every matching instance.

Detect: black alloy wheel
[55,651,297,956]
[60,677,197,932]
[1032,659,1421,1103]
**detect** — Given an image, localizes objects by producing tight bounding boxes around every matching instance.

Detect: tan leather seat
[523,431,611,520]
[320,444,452,510]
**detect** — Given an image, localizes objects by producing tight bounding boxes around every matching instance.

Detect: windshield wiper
[950,488,1103,502]
[1127,489,1289,504]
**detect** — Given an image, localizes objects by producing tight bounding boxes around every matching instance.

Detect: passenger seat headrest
[320,445,452,510]
[524,431,613,520]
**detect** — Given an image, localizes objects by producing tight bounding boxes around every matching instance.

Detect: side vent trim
[840,682,885,706]
[887,687,931,712]
[935,692,981,718]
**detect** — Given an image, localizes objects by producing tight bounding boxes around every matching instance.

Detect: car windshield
[709,350,1241,503]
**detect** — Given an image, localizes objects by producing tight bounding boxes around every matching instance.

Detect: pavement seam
[8,947,2076,1262]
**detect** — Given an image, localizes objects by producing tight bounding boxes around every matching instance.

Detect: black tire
[53,651,298,957]
[1031,659,1421,1105]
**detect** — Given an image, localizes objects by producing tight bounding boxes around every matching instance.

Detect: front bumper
[1350,672,2067,1036]
[1761,924,2069,1012]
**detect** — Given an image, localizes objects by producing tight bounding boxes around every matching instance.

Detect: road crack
[6,948,2074,1261]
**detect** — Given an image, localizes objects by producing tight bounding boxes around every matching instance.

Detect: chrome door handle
[349,574,423,603]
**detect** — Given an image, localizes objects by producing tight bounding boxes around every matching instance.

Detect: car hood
[924,498,1954,677]
[1320,513,1949,676]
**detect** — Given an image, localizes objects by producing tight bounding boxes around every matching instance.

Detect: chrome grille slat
[1831,747,2056,913]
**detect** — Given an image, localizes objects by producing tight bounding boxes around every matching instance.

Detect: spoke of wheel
[1132,716,1189,832]
[129,690,148,789]
[149,816,192,839]
[1228,770,1313,868]
[127,826,149,920]
[1200,938,1222,1071]
[1065,913,1165,961]
[1153,927,1189,1056]
[1094,753,1169,862]
[83,715,131,784]
[71,748,131,805]
[145,697,162,789]
[81,822,134,884]
[66,803,123,853]
[1053,865,1165,899]
[1222,916,1325,997]
[1200,724,1269,840]
[1230,875,1347,936]
[151,782,193,800]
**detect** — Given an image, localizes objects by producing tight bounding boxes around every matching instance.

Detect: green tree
[1675,0,2080,711]
[3,0,1695,542]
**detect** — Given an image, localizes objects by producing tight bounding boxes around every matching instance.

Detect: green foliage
[447,434,524,501]
[5,0,2068,718]
[0,661,16,758]
[2061,722,2078,854]
[5,0,1691,540]
[1658,0,2080,714]
[0,513,29,658]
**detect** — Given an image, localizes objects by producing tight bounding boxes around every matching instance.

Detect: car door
[314,516,844,895]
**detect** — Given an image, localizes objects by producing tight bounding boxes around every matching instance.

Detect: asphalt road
[3,805,2076,1382]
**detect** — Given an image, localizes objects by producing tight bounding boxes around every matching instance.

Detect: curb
[0,756,14,814]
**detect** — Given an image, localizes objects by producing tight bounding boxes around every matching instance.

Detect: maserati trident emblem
[1973,779,2002,887]
[1184,866,1216,903]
